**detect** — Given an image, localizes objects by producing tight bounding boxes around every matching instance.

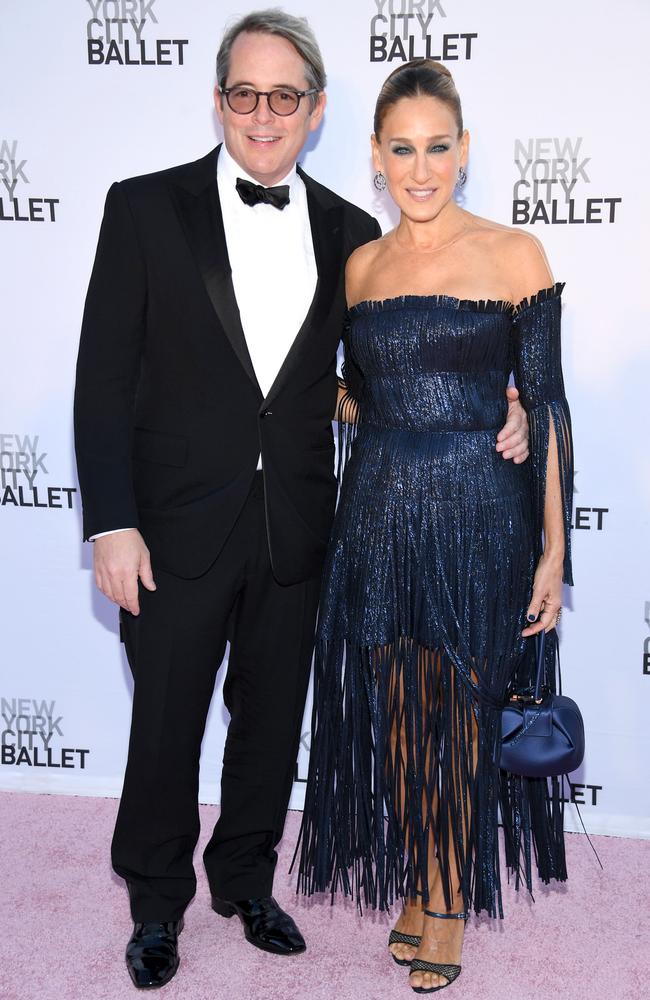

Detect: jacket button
[261,410,273,418]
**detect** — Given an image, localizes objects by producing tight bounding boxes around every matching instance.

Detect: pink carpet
[1,791,647,1000]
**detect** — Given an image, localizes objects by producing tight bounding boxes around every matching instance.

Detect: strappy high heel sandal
[388,891,423,967]
[409,909,468,994]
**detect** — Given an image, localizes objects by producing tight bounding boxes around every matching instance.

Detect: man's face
[215,31,326,186]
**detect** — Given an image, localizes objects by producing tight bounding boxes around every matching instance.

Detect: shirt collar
[218,142,298,196]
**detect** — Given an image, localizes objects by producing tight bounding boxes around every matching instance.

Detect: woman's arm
[509,238,574,636]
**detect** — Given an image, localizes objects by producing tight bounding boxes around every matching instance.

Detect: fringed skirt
[295,423,567,918]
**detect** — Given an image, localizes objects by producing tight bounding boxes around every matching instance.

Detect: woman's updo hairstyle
[373,59,463,139]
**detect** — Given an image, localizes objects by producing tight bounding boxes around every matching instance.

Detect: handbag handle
[533,628,546,702]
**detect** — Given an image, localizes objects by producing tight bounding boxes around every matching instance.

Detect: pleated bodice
[342,296,530,511]
[348,295,514,434]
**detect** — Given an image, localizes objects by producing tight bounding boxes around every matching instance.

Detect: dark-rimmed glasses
[221,86,319,116]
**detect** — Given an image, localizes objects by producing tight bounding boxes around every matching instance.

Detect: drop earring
[373,171,387,191]
[457,166,467,188]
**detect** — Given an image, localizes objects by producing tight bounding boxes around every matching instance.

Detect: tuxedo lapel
[170,148,343,407]
[263,168,343,407]
[170,146,262,395]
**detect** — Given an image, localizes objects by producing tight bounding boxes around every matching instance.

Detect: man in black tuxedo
[74,9,529,989]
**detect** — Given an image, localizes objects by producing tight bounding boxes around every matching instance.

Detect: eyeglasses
[221,86,319,117]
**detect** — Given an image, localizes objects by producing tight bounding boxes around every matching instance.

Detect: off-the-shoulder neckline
[348,281,565,319]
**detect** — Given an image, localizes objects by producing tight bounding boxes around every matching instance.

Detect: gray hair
[216,8,327,108]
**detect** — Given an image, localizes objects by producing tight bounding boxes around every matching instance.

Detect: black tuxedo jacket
[74,145,380,583]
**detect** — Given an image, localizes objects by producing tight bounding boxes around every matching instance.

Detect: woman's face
[372,95,468,222]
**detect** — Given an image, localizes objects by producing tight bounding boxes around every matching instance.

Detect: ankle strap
[424,910,468,919]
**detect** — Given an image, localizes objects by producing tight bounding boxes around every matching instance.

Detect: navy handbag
[500,629,585,778]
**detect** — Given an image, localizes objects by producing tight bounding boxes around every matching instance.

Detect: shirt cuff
[89,528,135,541]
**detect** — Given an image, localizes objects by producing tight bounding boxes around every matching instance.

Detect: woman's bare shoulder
[469,216,554,301]
[470,214,546,254]
[345,234,390,302]
[346,233,389,271]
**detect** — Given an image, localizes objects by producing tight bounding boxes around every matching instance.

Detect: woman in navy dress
[296,60,573,993]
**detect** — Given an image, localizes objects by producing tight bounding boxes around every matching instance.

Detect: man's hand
[94,528,156,615]
[496,387,529,464]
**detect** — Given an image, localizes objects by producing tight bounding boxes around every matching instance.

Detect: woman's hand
[521,551,563,636]
[496,387,530,463]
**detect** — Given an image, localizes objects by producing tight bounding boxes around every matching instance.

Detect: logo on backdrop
[571,506,608,531]
[512,137,622,226]
[85,0,189,66]
[562,780,602,807]
[571,470,609,534]
[368,1,477,63]
[0,141,60,224]
[644,603,650,676]
[1,698,90,770]
[0,433,77,511]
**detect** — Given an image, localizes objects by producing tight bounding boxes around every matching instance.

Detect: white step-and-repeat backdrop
[1,0,649,839]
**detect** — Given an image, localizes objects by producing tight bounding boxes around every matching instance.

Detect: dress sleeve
[511,282,574,585]
[336,216,380,426]
[338,309,363,406]
[335,310,363,482]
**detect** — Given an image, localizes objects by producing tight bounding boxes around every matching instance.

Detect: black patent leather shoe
[211,896,306,955]
[125,919,184,989]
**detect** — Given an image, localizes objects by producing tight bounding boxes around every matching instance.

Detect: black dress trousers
[111,473,321,921]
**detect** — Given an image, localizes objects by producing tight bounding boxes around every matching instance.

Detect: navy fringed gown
[296,283,574,919]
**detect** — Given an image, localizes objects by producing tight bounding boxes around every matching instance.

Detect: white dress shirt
[217,143,317,398]
[91,145,317,539]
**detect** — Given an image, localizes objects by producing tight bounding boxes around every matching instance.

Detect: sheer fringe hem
[294,637,567,919]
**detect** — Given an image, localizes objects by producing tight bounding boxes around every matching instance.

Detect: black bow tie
[236,177,290,210]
